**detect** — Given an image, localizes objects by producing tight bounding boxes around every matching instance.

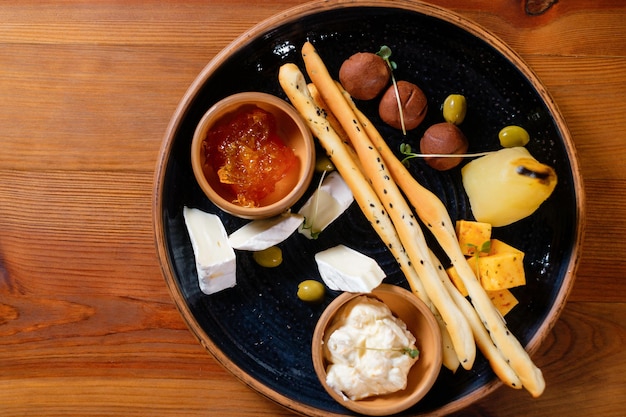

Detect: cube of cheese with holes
[487,289,519,316]
[468,251,526,290]
[455,220,492,256]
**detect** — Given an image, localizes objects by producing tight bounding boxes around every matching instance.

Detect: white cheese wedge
[183,206,236,295]
[298,171,354,239]
[228,212,304,251]
[314,245,386,293]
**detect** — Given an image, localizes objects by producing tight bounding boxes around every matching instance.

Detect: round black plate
[154,1,583,415]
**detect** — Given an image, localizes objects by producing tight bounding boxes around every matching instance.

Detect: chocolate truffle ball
[339,52,391,100]
[378,81,427,131]
[420,122,469,170]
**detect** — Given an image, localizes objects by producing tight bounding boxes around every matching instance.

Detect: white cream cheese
[325,296,418,400]
[183,206,236,295]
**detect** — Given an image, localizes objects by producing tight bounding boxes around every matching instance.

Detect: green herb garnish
[399,143,492,168]
[300,170,329,239]
[467,240,491,277]
[376,45,406,136]
[358,345,420,359]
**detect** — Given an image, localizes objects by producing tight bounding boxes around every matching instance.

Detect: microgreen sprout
[300,170,328,239]
[377,45,406,136]
[467,240,491,277]
[467,240,492,257]
[358,345,420,359]
[399,143,492,168]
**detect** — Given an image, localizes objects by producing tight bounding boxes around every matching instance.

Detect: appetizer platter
[153,1,584,415]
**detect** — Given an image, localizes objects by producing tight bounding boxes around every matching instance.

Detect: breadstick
[281,65,461,371]
[278,63,428,304]
[301,41,476,369]
[338,80,545,397]
[308,82,460,373]
[429,249,522,389]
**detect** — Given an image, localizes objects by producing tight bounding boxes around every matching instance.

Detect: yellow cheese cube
[487,289,519,316]
[488,239,523,256]
[477,252,526,290]
[446,266,468,297]
[456,220,492,256]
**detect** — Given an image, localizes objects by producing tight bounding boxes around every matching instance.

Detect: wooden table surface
[1,0,625,416]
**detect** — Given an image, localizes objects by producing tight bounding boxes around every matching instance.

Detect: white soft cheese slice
[228,212,304,251]
[183,206,236,295]
[298,171,354,239]
[314,245,386,293]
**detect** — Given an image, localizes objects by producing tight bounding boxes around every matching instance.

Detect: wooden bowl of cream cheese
[312,284,443,416]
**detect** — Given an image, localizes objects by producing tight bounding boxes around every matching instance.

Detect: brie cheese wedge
[183,206,236,295]
[314,244,386,293]
[228,212,304,251]
[298,171,354,239]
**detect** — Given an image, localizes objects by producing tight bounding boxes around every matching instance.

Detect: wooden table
[1,1,624,416]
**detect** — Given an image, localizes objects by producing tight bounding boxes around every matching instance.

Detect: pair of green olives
[252,248,325,303]
[443,93,530,148]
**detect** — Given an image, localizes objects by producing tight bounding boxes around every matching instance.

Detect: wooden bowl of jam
[312,284,443,416]
[191,92,315,219]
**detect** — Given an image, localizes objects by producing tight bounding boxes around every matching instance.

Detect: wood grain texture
[1,0,625,416]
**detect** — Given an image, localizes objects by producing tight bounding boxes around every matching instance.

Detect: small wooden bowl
[191,92,315,219]
[312,284,443,416]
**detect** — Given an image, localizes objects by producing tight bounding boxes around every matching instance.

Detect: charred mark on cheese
[516,165,552,181]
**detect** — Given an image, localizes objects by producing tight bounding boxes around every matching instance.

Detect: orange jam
[203,106,297,207]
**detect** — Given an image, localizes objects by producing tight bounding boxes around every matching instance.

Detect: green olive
[297,280,325,303]
[442,94,467,125]
[498,125,530,148]
[315,154,335,173]
[253,246,283,268]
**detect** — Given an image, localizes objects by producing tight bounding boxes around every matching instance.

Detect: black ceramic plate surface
[154,1,584,416]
